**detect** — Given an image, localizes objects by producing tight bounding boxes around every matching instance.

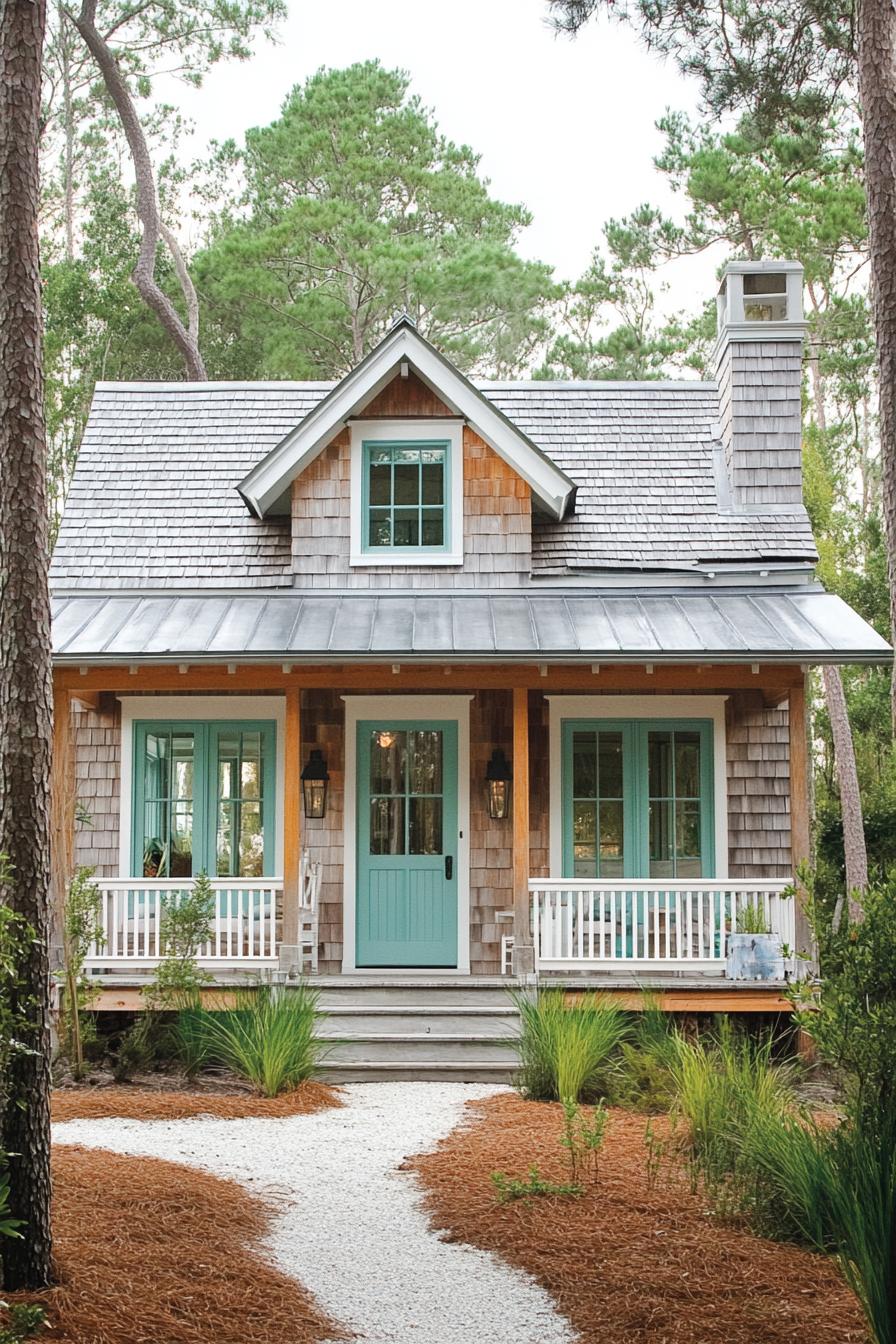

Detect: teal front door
[357,720,458,967]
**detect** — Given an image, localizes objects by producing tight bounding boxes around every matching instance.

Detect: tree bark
[856,0,896,731]
[0,0,54,1290]
[822,664,868,928]
[66,0,208,380]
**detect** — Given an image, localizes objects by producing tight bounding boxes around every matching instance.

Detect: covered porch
[53,654,815,995]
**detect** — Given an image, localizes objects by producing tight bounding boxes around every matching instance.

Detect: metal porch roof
[51,588,891,665]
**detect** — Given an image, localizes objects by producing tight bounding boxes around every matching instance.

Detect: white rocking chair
[297,849,322,975]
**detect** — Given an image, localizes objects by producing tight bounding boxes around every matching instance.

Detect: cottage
[50,260,890,1072]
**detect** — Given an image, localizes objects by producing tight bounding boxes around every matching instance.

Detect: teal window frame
[361,438,451,556]
[561,718,715,880]
[131,719,277,879]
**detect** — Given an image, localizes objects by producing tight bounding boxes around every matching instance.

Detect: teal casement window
[561,719,715,880]
[133,721,276,879]
[362,440,449,553]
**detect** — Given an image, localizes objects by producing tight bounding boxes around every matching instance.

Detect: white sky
[172,0,723,318]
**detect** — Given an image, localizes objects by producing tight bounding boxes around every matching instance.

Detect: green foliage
[560,1096,608,1183]
[735,902,772,935]
[536,206,712,380]
[194,61,558,379]
[145,872,216,1011]
[0,1170,23,1242]
[185,983,323,1097]
[794,873,896,1116]
[514,989,629,1103]
[606,995,680,1112]
[490,1165,583,1203]
[0,1302,46,1343]
[59,866,104,1076]
[668,1020,796,1194]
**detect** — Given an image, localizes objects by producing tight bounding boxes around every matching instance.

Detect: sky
[170,0,725,319]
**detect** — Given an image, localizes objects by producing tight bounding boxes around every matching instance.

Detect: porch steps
[311,980,521,1083]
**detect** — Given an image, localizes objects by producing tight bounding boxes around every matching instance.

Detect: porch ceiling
[50,586,891,664]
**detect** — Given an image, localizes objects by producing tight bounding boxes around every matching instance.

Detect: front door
[356,719,458,967]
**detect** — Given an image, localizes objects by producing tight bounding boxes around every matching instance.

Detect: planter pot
[726,931,785,982]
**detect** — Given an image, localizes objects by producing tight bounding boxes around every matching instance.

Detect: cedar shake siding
[290,426,532,588]
[72,699,120,877]
[72,688,794,974]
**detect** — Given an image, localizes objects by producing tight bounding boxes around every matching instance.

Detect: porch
[54,657,813,993]
[83,873,796,983]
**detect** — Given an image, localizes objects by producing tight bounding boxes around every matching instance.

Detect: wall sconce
[485,748,512,820]
[301,748,329,819]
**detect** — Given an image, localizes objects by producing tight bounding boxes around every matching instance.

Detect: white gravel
[54,1082,577,1344]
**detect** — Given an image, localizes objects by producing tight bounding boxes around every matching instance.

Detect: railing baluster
[577,889,584,960]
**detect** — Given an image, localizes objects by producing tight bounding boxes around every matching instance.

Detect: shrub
[514,989,629,1102]
[188,982,323,1097]
[59,866,104,1077]
[0,1303,46,1344]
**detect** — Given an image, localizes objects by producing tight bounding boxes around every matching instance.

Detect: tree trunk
[0,0,54,1291]
[67,0,208,380]
[822,664,868,928]
[58,0,75,262]
[856,0,896,732]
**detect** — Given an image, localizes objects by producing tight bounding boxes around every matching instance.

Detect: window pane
[421,461,444,504]
[648,799,673,878]
[369,463,391,506]
[574,850,597,878]
[676,801,702,868]
[648,732,673,797]
[369,447,392,466]
[214,729,267,878]
[572,732,596,797]
[370,730,406,796]
[394,447,420,465]
[142,729,194,878]
[368,509,391,547]
[393,509,419,546]
[394,461,419,506]
[421,509,444,546]
[573,799,596,847]
[675,732,701,798]
[599,800,624,869]
[409,797,443,854]
[598,732,623,797]
[238,801,264,878]
[408,730,442,795]
[370,797,405,855]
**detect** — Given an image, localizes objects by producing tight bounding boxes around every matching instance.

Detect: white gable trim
[237,321,575,521]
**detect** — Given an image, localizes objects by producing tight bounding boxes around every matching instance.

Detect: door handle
[445,855,453,880]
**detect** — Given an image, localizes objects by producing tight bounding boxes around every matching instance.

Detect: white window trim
[546,695,729,880]
[118,695,286,879]
[342,694,472,975]
[349,418,464,567]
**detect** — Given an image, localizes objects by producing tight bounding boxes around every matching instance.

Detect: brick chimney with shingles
[713,259,807,511]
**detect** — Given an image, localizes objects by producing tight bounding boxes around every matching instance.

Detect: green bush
[0,1303,46,1344]
[186,982,323,1097]
[513,989,629,1102]
[668,1020,796,1194]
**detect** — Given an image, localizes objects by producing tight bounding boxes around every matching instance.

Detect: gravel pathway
[55,1082,577,1344]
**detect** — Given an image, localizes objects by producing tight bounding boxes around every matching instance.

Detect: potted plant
[726,902,785,981]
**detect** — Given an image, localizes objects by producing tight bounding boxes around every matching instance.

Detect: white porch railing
[530,880,795,975]
[86,878,283,970]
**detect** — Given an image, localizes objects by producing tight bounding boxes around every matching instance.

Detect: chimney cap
[715,259,806,349]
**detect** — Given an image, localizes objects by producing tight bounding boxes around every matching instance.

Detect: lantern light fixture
[301,748,329,819]
[485,748,512,820]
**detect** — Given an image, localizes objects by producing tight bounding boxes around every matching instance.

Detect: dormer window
[350,418,463,566]
[742,272,788,322]
[365,441,448,551]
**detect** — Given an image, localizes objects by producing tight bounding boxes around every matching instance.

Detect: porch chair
[297,849,322,975]
[497,909,514,976]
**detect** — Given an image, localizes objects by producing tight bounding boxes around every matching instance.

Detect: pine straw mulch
[410,1093,868,1344]
[8,1144,347,1344]
[51,1079,342,1122]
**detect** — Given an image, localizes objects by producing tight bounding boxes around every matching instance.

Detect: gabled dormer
[237,317,576,589]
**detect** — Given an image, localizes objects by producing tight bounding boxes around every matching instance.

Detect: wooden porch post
[281,688,302,951]
[788,675,813,962]
[512,686,534,976]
